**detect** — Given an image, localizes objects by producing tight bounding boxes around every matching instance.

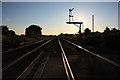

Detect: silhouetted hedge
[60,27,120,51]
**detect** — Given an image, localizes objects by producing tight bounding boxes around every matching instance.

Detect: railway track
[2,37,120,80]
[60,37,120,80]
[2,38,51,68]
[58,38,75,80]
[2,38,53,79]
[62,38,120,68]
[16,37,67,79]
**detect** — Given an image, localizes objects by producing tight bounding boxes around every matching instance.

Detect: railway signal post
[66,8,83,34]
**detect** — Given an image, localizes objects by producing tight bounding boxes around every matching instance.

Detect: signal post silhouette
[66,8,83,34]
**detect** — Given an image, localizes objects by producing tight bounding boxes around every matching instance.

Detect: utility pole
[92,15,94,32]
[118,1,120,30]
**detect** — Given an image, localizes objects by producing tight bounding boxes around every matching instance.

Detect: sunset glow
[2,2,118,35]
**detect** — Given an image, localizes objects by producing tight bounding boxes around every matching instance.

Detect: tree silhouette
[111,28,118,32]
[84,28,91,35]
[25,25,42,37]
[8,30,15,36]
[2,25,15,36]
[104,27,110,33]
[2,25,9,35]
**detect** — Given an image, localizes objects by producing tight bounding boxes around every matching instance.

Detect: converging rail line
[16,51,45,80]
[2,37,120,80]
[58,38,75,80]
[62,38,120,68]
[59,37,120,80]
[16,37,67,79]
[2,38,51,68]
[3,39,53,71]
[2,38,53,79]
[3,38,51,54]
[16,38,75,80]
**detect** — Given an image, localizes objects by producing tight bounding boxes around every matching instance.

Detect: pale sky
[2,2,118,35]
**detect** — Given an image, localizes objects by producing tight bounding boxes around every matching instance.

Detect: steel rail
[16,51,44,80]
[3,38,51,54]
[16,50,51,79]
[2,39,53,72]
[36,51,51,79]
[58,38,75,80]
[62,38,120,68]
